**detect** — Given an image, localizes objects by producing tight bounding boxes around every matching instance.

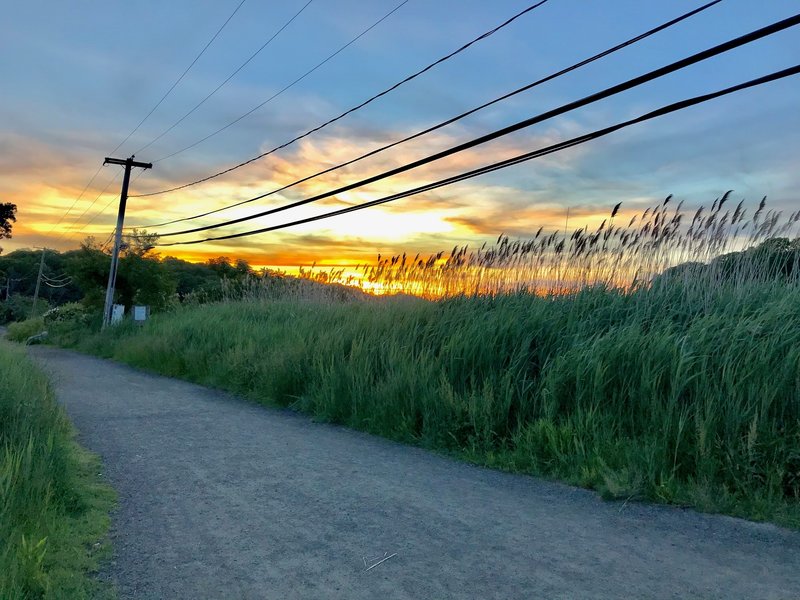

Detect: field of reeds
[302,193,799,298]
[57,196,799,527]
[0,341,114,598]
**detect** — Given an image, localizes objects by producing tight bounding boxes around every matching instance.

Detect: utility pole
[30,247,46,318]
[102,156,152,328]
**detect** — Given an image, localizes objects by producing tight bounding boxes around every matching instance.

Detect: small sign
[133,305,149,322]
[111,304,125,324]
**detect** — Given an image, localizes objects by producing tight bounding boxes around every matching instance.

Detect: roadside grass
[64,276,800,529]
[6,317,45,343]
[0,340,115,599]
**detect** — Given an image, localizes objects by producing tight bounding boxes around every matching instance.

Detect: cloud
[7,94,800,267]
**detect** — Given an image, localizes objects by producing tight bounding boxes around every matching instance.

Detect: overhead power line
[43,278,74,289]
[133,0,315,155]
[134,0,552,197]
[154,12,800,239]
[56,170,122,242]
[136,0,723,228]
[157,64,800,247]
[46,164,105,235]
[68,169,148,245]
[49,1,247,241]
[114,0,249,155]
[42,273,71,283]
[147,0,416,163]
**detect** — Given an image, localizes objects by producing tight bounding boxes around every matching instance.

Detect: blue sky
[1,0,798,265]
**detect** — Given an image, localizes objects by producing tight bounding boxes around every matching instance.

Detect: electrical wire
[46,164,104,235]
[69,169,148,246]
[134,0,723,228]
[154,13,800,239]
[157,64,800,246]
[133,0,314,155]
[56,170,121,242]
[113,0,249,155]
[47,1,247,238]
[42,273,71,284]
[43,278,74,289]
[133,0,552,196]
[147,0,412,163]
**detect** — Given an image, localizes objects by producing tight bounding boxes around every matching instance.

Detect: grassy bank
[66,274,800,528]
[0,341,114,599]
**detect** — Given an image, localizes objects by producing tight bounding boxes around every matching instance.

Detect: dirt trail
[32,346,800,600]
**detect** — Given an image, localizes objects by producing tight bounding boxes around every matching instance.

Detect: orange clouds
[7,119,619,267]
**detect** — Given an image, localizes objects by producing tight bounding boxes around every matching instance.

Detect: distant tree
[0,202,17,254]
[656,237,800,284]
[161,256,220,299]
[63,238,111,311]
[116,252,176,312]
[206,256,252,280]
[123,228,159,257]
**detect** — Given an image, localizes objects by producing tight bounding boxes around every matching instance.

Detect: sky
[1,0,798,269]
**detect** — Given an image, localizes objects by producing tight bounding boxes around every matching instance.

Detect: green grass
[0,340,115,599]
[6,317,46,343]
[65,276,800,528]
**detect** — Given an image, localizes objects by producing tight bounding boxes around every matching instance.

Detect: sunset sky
[2,0,798,269]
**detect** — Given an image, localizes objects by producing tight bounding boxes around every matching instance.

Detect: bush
[5,318,45,343]
[43,302,88,326]
[0,295,50,325]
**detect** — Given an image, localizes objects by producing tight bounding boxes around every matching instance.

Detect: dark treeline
[0,236,255,324]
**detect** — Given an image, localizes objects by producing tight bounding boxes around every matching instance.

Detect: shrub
[0,295,50,325]
[43,303,88,326]
[5,318,45,343]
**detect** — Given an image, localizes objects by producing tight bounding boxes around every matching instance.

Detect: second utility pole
[30,247,46,318]
[102,155,152,329]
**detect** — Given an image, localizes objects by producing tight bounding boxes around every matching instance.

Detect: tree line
[0,235,256,324]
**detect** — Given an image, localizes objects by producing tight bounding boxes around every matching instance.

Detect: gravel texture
[31,346,800,600]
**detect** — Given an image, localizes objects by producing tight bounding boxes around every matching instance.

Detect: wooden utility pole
[30,248,46,318]
[102,156,152,328]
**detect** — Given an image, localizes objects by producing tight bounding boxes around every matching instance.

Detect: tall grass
[0,341,114,599]
[48,195,800,526]
[74,270,800,526]
[325,195,800,297]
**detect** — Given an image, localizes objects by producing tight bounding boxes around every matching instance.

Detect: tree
[0,202,17,254]
[63,238,111,311]
[124,228,159,257]
[206,256,252,280]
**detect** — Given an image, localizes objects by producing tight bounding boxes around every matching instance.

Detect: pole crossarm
[104,156,153,169]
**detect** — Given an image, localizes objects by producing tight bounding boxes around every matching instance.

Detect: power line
[42,272,73,288]
[44,280,74,289]
[154,13,800,239]
[157,64,800,247]
[133,0,315,155]
[111,0,249,156]
[46,164,104,235]
[133,0,552,197]
[135,0,722,228]
[56,170,121,242]
[68,169,148,245]
[147,0,412,163]
[47,1,247,239]
[42,273,71,284]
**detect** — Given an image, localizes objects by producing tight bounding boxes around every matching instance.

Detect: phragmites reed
[296,196,800,299]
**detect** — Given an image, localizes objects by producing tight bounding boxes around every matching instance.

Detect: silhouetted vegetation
[0,236,260,325]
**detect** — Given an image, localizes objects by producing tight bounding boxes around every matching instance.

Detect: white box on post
[133,305,150,325]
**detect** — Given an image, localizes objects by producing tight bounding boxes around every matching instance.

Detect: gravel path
[32,346,800,600]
